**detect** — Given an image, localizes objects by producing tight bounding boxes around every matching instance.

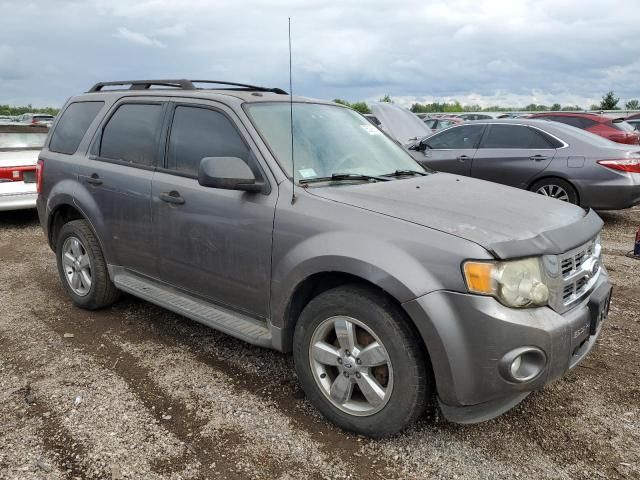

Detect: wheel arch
[277,271,432,372]
[527,174,581,205]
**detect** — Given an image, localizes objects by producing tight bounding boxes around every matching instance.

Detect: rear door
[471,124,556,188]
[414,124,485,176]
[80,99,167,277]
[151,99,276,318]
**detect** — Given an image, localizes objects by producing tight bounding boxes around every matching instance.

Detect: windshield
[612,120,636,133]
[245,103,425,182]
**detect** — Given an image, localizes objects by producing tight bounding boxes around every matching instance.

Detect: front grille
[544,236,601,313]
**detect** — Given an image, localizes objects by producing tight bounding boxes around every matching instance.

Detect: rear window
[49,102,103,155]
[480,125,554,149]
[99,103,163,166]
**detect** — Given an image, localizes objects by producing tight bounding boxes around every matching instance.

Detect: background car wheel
[293,284,431,437]
[530,178,578,204]
[56,219,119,310]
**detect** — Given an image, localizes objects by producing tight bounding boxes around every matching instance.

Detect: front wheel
[530,178,578,204]
[293,285,431,437]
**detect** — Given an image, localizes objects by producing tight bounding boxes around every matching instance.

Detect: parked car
[0,125,48,210]
[408,119,640,209]
[13,113,55,127]
[424,117,463,132]
[0,115,16,125]
[627,119,640,131]
[529,112,640,145]
[38,79,611,437]
[454,113,494,121]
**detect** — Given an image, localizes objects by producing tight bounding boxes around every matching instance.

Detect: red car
[529,112,640,145]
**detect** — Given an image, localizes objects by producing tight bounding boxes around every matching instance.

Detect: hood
[369,102,432,145]
[308,173,602,259]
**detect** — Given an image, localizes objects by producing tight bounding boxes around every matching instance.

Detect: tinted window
[100,103,163,166]
[425,125,485,149]
[542,115,595,129]
[49,102,103,154]
[167,106,250,176]
[480,125,553,149]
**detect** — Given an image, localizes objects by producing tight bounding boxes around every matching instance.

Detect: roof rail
[87,79,287,94]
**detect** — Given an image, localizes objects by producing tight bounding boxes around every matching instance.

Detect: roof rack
[86,79,287,95]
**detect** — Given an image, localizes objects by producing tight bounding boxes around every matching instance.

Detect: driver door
[410,124,485,176]
[151,100,277,319]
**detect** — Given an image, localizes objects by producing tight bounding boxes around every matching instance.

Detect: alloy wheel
[61,236,92,296]
[536,184,570,202]
[308,316,393,416]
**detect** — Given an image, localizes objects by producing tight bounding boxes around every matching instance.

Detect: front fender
[270,231,445,328]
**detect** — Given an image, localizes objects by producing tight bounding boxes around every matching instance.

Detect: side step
[112,270,272,348]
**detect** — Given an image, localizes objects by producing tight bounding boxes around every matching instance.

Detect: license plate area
[23,171,36,183]
[588,286,612,335]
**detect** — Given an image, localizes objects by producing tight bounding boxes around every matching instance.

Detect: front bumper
[402,270,611,423]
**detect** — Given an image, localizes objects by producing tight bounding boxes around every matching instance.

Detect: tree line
[0,104,59,116]
[334,91,639,115]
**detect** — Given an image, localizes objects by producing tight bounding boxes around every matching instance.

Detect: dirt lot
[0,207,638,480]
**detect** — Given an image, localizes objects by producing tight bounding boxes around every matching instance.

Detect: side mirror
[198,157,264,193]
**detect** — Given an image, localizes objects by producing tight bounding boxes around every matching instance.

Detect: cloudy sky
[1,0,639,109]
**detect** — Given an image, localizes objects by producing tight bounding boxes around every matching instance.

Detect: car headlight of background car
[463,257,549,308]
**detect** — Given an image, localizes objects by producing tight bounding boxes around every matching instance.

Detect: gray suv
[37,79,612,437]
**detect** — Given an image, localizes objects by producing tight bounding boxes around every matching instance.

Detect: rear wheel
[530,178,578,204]
[56,220,119,310]
[293,284,431,437]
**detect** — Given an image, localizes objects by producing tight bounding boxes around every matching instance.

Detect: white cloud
[113,27,165,48]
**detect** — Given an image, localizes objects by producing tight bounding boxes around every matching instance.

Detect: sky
[1,0,639,109]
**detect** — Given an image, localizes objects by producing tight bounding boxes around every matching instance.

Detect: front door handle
[457,155,471,162]
[85,173,102,185]
[530,155,549,161]
[159,191,185,205]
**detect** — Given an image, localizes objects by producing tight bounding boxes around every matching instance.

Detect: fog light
[499,347,546,383]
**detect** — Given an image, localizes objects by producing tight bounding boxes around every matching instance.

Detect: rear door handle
[159,191,185,205]
[456,155,471,162]
[85,173,102,185]
[530,155,549,161]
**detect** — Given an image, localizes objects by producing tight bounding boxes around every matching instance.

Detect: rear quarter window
[49,102,104,155]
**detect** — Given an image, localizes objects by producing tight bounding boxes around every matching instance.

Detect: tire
[530,178,578,205]
[56,219,119,310]
[293,284,431,437]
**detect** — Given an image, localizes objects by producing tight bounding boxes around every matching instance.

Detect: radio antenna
[288,17,296,204]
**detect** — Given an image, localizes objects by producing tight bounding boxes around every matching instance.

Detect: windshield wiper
[298,173,391,184]
[382,169,427,178]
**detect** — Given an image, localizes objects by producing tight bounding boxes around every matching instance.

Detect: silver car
[409,119,640,209]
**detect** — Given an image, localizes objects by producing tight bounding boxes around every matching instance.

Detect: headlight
[463,257,549,308]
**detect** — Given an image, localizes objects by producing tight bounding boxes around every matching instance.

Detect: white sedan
[0,127,47,211]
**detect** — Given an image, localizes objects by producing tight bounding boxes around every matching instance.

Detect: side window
[548,116,585,129]
[480,125,553,149]
[167,106,250,176]
[580,118,598,128]
[49,102,104,155]
[425,124,484,149]
[100,103,163,166]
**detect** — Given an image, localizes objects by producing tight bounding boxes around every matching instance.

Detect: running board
[112,270,272,348]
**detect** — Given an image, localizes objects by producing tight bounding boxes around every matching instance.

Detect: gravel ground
[0,207,638,480]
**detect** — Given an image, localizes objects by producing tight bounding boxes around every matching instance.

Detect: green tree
[625,99,640,110]
[332,98,371,114]
[551,103,561,111]
[561,105,582,111]
[590,104,601,111]
[379,94,392,103]
[599,91,619,110]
